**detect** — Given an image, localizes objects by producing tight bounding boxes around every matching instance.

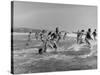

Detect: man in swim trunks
[85,28,93,47]
[92,29,97,40]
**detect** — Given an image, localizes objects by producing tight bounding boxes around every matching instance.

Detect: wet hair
[81,30,84,32]
[88,28,91,32]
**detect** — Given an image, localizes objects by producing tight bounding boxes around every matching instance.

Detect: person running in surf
[77,30,81,44]
[39,30,46,42]
[79,30,85,44]
[47,29,58,52]
[26,31,32,46]
[73,30,82,44]
[55,27,62,43]
[38,30,57,54]
[38,39,47,54]
[38,30,48,54]
[55,27,59,35]
[35,32,39,40]
[92,29,97,40]
[85,28,93,47]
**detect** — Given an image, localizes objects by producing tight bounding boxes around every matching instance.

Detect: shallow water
[12,33,97,74]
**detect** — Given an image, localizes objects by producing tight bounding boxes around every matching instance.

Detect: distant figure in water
[35,32,39,40]
[55,27,59,35]
[26,31,32,46]
[63,32,67,40]
[76,30,81,44]
[79,30,85,44]
[85,28,93,47]
[75,30,84,44]
[92,29,97,40]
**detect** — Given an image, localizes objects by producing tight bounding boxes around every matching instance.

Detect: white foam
[67,33,77,37]
[68,44,85,51]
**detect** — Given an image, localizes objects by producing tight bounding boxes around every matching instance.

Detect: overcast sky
[13,1,97,32]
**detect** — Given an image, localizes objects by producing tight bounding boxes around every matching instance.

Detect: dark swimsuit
[93,31,96,37]
[86,32,92,40]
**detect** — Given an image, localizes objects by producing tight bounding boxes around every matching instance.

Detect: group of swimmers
[76,28,97,47]
[38,27,61,54]
[26,27,61,54]
[26,27,97,54]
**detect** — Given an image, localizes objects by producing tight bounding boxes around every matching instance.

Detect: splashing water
[79,40,97,58]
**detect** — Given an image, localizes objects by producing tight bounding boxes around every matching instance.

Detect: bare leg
[43,42,47,53]
[77,37,79,44]
[53,41,57,52]
[85,38,91,48]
